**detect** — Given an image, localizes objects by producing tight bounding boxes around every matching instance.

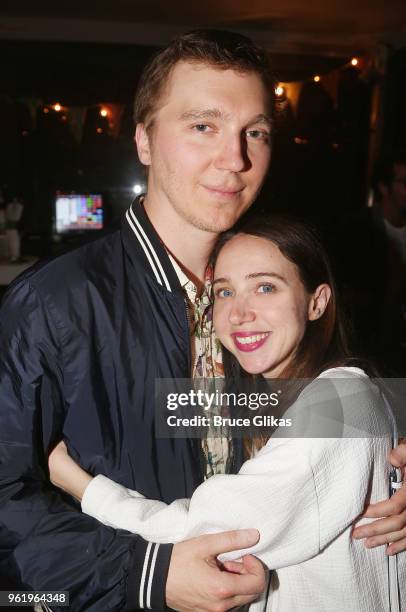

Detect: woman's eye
[215,288,233,298]
[257,284,274,294]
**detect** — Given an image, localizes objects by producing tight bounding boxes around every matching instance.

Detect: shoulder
[317,366,377,400]
[272,367,389,440]
[304,367,390,437]
[317,366,371,392]
[0,230,127,330]
[5,230,123,301]
[32,230,121,287]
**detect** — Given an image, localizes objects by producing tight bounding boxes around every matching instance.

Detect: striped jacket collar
[121,197,182,293]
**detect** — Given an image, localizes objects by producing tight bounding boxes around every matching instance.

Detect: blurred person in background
[333,151,406,376]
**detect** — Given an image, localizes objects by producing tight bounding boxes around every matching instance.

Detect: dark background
[0,2,405,373]
[0,0,405,251]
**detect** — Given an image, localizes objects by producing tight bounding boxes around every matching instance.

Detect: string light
[294,136,309,145]
[23,59,364,144]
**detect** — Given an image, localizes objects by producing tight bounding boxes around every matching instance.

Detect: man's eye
[257,284,274,294]
[215,288,233,298]
[193,124,211,133]
[247,129,269,141]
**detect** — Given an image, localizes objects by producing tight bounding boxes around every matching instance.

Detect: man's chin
[183,212,236,233]
[176,197,253,233]
[204,206,253,232]
[199,217,240,233]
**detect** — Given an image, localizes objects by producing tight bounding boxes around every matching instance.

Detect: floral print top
[168,254,232,478]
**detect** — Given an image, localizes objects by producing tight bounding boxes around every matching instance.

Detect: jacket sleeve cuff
[126,539,173,610]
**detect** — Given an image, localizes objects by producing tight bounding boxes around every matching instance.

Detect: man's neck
[142,194,218,283]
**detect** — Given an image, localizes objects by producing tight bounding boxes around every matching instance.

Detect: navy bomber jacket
[0,201,204,610]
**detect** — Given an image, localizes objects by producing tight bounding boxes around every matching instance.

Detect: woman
[49,215,403,611]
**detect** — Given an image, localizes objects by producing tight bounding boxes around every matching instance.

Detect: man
[0,30,272,610]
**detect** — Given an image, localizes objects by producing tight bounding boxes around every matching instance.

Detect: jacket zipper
[183,296,193,375]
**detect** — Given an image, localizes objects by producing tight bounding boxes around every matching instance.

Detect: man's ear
[135,123,151,166]
[308,284,332,321]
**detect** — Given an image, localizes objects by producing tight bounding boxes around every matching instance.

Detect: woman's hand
[48,440,93,502]
[353,443,406,555]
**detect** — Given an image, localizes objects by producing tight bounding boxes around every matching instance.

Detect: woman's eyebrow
[213,272,287,286]
[212,276,230,286]
[246,272,287,284]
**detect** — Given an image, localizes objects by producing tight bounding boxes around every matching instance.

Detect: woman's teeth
[236,333,269,345]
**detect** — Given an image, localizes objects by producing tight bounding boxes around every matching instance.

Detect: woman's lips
[231,331,270,352]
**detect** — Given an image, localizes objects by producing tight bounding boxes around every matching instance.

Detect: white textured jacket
[82,368,405,611]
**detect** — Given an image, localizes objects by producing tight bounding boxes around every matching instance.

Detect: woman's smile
[231,331,271,352]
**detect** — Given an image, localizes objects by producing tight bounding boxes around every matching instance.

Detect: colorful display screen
[55,194,103,233]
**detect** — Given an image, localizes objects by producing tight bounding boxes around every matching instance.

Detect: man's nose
[214,134,249,173]
[228,297,256,325]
